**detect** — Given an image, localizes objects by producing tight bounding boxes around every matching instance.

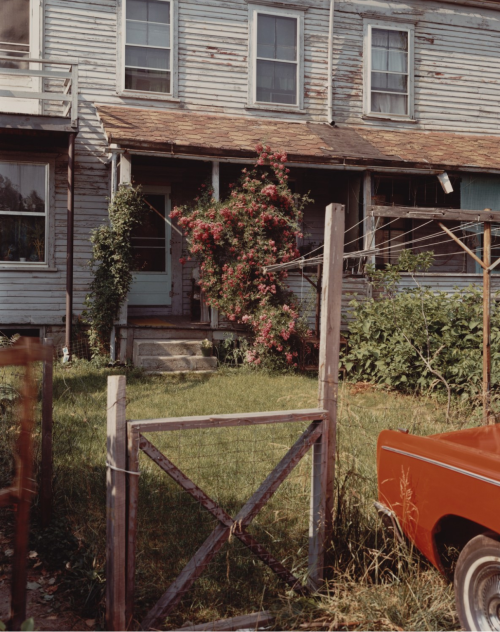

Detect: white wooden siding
[333,0,500,134]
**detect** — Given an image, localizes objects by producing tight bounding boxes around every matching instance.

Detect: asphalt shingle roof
[96,104,500,171]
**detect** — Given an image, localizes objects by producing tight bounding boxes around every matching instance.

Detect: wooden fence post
[106,375,127,631]
[126,425,140,628]
[41,339,54,528]
[483,222,493,425]
[309,203,345,586]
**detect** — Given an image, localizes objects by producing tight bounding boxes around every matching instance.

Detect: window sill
[362,114,417,123]
[246,104,306,115]
[0,264,57,272]
[117,90,181,103]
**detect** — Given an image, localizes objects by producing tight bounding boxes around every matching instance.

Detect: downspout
[327,0,335,124]
[65,132,76,360]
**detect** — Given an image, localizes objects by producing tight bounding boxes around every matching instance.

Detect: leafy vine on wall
[84,184,146,357]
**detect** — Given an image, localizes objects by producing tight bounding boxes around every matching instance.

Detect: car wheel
[454,534,500,631]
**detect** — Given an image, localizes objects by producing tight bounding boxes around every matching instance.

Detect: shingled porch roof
[96,104,500,172]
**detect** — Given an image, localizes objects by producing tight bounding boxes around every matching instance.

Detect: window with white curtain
[364,22,414,119]
[248,5,304,110]
[124,0,172,94]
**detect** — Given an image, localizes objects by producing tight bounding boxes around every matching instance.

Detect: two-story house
[2,0,500,367]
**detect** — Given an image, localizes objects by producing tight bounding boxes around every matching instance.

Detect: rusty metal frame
[0,337,52,630]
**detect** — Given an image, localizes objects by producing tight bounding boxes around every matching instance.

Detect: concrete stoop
[133,339,217,373]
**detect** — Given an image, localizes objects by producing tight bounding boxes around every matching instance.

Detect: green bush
[342,252,500,401]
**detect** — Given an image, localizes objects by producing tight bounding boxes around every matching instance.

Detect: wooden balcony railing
[0,57,78,127]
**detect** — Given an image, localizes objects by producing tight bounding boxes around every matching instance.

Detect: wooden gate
[106,375,329,631]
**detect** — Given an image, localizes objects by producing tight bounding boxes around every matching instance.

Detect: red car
[376,424,500,631]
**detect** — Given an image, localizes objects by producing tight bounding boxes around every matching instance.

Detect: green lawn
[1,363,479,630]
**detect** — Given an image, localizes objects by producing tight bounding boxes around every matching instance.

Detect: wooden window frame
[247,3,305,113]
[0,157,55,271]
[363,19,415,121]
[116,0,179,102]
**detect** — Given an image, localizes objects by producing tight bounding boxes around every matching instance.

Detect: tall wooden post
[483,222,493,424]
[309,203,345,586]
[10,353,37,629]
[106,376,127,631]
[41,339,54,528]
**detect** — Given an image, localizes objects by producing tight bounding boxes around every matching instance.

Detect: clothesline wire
[365,222,482,257]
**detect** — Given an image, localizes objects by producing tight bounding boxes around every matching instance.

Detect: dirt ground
[0,532,90,631]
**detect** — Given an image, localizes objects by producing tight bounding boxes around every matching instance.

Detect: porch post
[210,160,220,329]
[65,132,76,359]
[111,152,132,362]
[362,171,374,264]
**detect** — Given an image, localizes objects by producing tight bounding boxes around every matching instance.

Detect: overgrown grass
[0,363,479,630]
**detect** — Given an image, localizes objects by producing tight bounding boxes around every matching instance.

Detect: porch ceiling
[96,104,500,172]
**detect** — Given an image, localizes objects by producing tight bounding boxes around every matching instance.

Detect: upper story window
[0,0,30,69]
[124,0,173,94]
[364,22,414,120]
[0,162,48,265]
[248,5,304,111]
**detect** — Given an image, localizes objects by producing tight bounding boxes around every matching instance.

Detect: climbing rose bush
[170,145,312,368]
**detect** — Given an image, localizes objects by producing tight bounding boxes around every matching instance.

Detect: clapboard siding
[333,0,500,134]
[398,273,500,293]
[287,272,369,328]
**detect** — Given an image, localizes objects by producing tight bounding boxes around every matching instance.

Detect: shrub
[342,252,500,402]
[84,185,147,356]
[171,145,312,369]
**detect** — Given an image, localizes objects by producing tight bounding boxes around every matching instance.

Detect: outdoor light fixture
[437,172,454,194]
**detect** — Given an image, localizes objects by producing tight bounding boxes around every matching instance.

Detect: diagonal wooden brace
[140,420,323,631]
[437,222,487,270]
[139,435,308,595]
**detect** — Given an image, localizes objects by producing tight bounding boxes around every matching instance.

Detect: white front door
[128,186,172,306]
[0,0,42,115]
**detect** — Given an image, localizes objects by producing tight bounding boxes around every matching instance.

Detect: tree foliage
[171,145,312,368]
[84,185,147,356]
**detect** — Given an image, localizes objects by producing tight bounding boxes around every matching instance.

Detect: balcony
[0,56,78,134]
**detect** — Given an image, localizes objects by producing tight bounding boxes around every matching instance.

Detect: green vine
[84,184,146,356]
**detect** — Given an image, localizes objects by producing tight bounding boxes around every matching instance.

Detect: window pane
[0,0,30,69]
[257,14,275,58]
[275,17,297,61]
[148,0,170,24]
[125,67,171,93]
[388,29,408,51]
[128,0,169,24]
[372,49,407,72]
[0,163,46,213]
[126,20,170,47]
[0,0,29,45]
[0,215,45,263]
[372,28,389,49]
[125,45,170,70]
[256,59,297,104]
[371,92,407,115]
[257,14,297,61]
[372,72,407,93]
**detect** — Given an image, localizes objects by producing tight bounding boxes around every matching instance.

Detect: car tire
[454,533,500,631]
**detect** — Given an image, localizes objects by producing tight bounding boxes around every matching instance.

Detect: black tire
[454,534,500,631]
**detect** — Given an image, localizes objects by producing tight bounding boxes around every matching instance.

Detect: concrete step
[134,339,204,357]
[132,328,210,340]
[137,355,217,373]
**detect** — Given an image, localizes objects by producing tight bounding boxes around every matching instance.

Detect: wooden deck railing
[0,56,78,127]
